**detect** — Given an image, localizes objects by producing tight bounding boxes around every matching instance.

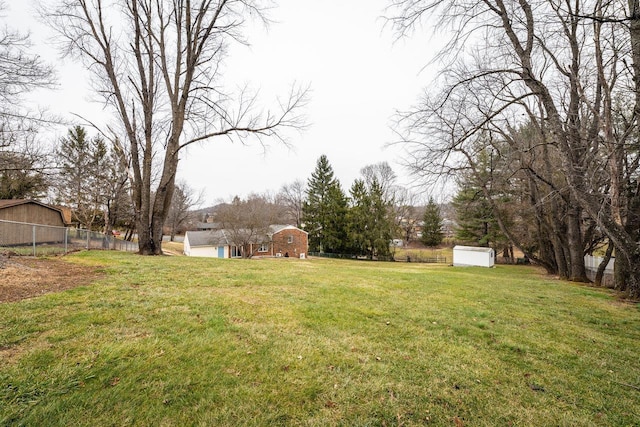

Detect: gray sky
[9,1,437,205]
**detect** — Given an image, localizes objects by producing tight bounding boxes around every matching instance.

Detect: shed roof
[0,199,69,225]
[0,199,38,209]
[453,245,494,253]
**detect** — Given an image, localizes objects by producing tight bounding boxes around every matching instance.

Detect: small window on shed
[287,235,294,244]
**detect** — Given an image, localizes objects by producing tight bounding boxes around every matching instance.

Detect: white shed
[453,245,495,267]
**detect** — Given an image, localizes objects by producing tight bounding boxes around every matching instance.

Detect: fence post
[65,227,68,254]
[32,225,36,256]
[87,230,90,250]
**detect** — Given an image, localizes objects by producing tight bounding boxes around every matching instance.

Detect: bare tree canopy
[165,180,203,241]
[42,0,308,254]
[0,2,56,198]
[278,179,306,228]
[390,0,640,295]
[214,194,283,258]
[0,2,55,129]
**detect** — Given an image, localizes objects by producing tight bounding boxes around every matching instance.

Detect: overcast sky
[8,1,438,206]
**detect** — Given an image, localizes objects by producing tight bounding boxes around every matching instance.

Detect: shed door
[218,246,225,258]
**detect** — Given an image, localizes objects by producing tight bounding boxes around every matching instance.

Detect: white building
[453,245,495,267]
[183,229,240,258]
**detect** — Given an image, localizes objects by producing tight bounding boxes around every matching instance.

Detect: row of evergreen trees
[301,155,445,257]
[301,155,392,257]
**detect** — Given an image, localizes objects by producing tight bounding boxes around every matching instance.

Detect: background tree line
[199,156,441,260]
[1,1,307,254]
[390,0,640,296]
[301,155,430,259]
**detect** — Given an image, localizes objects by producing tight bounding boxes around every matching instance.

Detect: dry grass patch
[0,255,102,303]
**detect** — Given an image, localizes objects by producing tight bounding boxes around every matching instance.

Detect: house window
[258,243,269,252]
[287,235,294,244]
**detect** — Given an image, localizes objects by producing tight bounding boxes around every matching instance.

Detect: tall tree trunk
[566,203,588,282]
[500,0,640,295]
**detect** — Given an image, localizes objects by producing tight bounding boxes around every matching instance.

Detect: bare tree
[390,0,640,295]
[214,194,281,258]
[165,180,204,241]
[277,179,306,227]
[0,2,55,127]
[360,161,412,245]
[43,0,308,254]
[393,187,420,244]
[0,2,56,198]
[360,161,397,201]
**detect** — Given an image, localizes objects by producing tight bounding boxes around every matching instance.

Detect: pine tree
[347,179,369,255]
[451,185,503,247]
[346,177,393,258]
[323,182,349,253]
[302,155,348,253]
[56,126,110,230]
[368,177,393,257]
[421,197,444,247]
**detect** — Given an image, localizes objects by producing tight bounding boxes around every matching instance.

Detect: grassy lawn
[1,252,639,426]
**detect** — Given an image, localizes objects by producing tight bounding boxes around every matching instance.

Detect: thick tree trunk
[136,142,179,255]
[500,2,640,294]
[566,204,588,282]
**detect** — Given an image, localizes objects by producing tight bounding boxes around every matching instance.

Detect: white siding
[584,255,614,272]
[453,246,495,267]
[183,234,192,256]
[187,246,221,257]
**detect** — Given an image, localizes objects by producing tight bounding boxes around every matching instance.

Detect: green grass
[1,252,639,426]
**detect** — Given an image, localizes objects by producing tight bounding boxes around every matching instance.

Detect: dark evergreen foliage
[451,184,504,248]
[302,155,348,253]
[421,197,444,247]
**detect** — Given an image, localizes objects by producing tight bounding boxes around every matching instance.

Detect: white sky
[8,1,439,206]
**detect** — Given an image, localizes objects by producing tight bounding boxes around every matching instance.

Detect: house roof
[0,199,70,225]
[268,224,308,235]
[185,230,230,247]
[186,225,307,247]
[196,222,221,230]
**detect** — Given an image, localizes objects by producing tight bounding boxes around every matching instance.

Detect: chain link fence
[309,252,448,263]
[0,219,138,256]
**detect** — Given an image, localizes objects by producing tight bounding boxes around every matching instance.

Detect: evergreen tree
[346,177,393,258]
[56,126,110,230]
[346,179,369,255]
[451,184,504,247]
[0,152,48,199]
[367,177,393,258]
[421,197,444,247]
[302,155,348,253]
[323,182,349,253]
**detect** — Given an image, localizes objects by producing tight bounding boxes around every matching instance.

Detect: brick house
[261,225,308,258]
[184,224,308,258]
